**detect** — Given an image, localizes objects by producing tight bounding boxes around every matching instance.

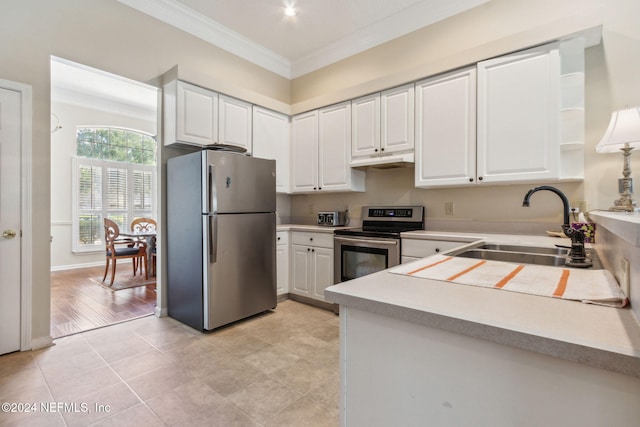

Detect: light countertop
[326,231,640,378]
[277,224,354,233]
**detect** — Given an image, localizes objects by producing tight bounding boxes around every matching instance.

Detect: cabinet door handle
[310,237,313,241]
[381,148,385,152]
[374,149,378,152]
[307,248,311,252]
[478,176,483,181]
[311,249,315,252]
[469,178,474,182]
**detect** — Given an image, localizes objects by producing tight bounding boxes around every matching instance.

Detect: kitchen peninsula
[325,228,640,427]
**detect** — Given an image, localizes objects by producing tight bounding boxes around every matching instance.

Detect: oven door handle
[334,236,398,246]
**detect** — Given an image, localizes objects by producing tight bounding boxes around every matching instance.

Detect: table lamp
[596,107,640,212]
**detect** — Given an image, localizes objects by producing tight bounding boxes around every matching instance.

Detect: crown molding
[118,0,292,78]
[119,0,490,79]
[291,0,490,78]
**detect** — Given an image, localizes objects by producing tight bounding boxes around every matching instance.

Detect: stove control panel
[363,206,424,222]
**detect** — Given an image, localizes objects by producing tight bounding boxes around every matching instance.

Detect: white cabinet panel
[313,247,334,301]
[477,44,560,183]
[319,102,352,190]
[276,231,289,296]
[219,94,253,153]
[164,80,218,146]
[290,232,335,302]
[253,107,290,193]
[381,84,414,153]
[292,105,365,194]
[291,245,312,296]
[415,68,477,188]
[291,111,319,192]
[352,93,380,158]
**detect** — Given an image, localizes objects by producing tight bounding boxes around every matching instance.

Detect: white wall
[50,101,156,270]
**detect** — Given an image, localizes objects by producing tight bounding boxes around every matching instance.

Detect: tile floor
[0,300,339,426]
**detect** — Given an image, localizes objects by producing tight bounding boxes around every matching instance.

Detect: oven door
[334,235,400,283]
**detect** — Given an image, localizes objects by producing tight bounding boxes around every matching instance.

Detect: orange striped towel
[390,255,627,307]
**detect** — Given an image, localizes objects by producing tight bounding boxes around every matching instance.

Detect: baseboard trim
[30,335,54,350]
[155,306,168,317]
[287,293,337,312]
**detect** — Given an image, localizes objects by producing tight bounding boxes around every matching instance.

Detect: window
[72,127,156,253]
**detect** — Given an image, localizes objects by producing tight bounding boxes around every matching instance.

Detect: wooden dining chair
[130,217,157,275]
[103,218,147,286]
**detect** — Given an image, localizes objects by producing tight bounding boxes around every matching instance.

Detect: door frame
[0,79,33,351]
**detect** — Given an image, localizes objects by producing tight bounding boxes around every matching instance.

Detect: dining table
[119,229,157,276]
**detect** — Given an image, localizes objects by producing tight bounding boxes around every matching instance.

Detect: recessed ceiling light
[284,6,296,17]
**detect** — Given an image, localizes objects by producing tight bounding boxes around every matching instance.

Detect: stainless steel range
[334,206,424,283]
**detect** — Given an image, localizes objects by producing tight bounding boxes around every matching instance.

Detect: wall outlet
[619,258,631,297]
[570,200,587,214]
[445,201,454,216]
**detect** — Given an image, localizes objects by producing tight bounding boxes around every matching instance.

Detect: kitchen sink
[476,243,568,255]
[447,243,602,269]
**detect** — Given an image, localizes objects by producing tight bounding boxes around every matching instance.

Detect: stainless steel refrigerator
[167,148,277,331]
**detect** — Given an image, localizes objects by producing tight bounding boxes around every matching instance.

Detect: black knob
[469,178,473,182]
[307,248,310,251]
[435,248,440,253]
[319,187,322,190]
[313,187,317,190]
[381,148,385,152]
[374,149,378,152]
[277,237,281,241]
[478,177,483,181]
[310,237,313,241]
[312,249,315,252]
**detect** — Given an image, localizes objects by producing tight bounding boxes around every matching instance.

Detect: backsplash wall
[289,167,584,235]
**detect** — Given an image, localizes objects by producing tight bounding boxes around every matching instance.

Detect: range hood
[350,152,414,169]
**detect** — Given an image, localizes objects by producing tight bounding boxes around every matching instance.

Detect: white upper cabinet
[219,94,253,153]
[351,93,381,158]
[291,111,319,192]
[164,80,218,146]
[319,102,365,192]
[415,67,477,188]
[477,44,561,183]
[252,106,290,193]
[292,103,365,193]
[381,84,415,154]
[351,84,415,167]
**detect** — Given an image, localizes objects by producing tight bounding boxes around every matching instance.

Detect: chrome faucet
[522,185,592,268]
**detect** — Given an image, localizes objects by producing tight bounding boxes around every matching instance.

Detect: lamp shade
[596,107,640,153]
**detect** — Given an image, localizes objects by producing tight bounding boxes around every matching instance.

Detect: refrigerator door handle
[207,165,215,213]
[208,215,218,263]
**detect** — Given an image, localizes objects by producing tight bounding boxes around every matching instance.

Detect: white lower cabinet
[290,232,334,302]
[276,231,289,296]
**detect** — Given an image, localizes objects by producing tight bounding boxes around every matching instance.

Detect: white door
[381,84,414,153]
[291,244,311,296]
[477,44,560,183]
[312,247,334,301]
[351,93,381,158]
[219,94,253,153]
[0,87,22,355]
[291,111,319,193]
[252,107,290,193]
[176,81,219,146]
[415,67,477,188]
[318,102,351,191]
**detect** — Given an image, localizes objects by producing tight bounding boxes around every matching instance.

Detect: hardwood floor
[50,265,157,339]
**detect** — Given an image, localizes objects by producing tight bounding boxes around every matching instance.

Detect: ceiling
[118,0,490,78]
[51,0,489,116]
